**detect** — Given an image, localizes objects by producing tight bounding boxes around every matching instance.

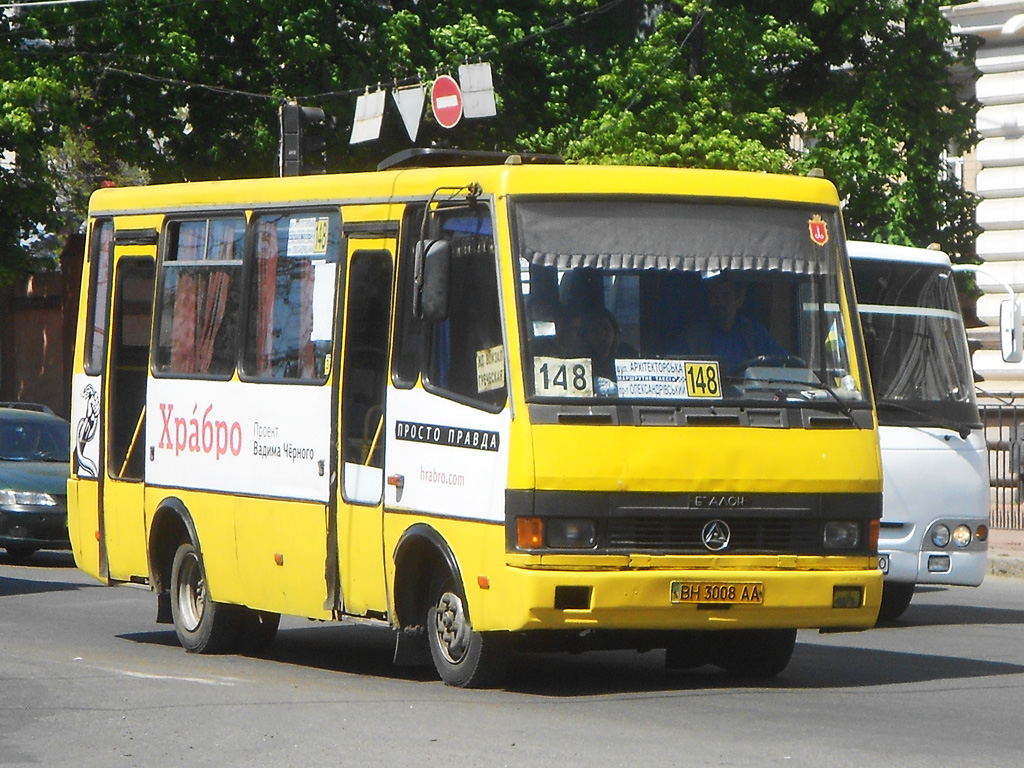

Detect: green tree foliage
[0,0,978,286]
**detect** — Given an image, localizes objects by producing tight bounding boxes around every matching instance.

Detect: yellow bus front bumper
[470,556,882,633]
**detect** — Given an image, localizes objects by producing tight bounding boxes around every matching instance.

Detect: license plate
[671,581,764,605]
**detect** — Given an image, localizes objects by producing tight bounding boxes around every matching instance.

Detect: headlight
[0,489,58,506]
[930,524,951,548]
[546,519,597,549]
[823,521,860,549]
[952,525,972,548]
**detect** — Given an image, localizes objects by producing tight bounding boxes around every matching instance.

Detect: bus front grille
[605,517,822,554]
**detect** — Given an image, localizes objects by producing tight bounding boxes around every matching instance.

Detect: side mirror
[1000,298,1023,363]
[419,240,451,322]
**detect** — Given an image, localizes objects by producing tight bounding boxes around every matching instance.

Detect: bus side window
[242,212,341,382]
[84,219,114,375]
[425,233,506,410]
[109,258,155,479]
[391,207,425,388]
[341,250,393,505]
[153,217,244,378]
[392,205,506,410]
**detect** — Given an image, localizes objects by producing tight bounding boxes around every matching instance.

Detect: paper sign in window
[476,344,505,393]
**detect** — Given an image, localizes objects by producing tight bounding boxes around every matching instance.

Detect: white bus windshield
[512,198,864,408]
[852,259,979,428]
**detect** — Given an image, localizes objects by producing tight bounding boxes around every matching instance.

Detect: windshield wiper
[875,401,978,440]
[728,374,863,428]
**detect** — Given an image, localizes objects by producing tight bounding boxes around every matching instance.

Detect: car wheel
[3,545,38,560]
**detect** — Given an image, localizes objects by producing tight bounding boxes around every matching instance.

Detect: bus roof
[846,240,952,268]
[87,162,842,217]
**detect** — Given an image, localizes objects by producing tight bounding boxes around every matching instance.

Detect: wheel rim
[433,590,471,664]
[176,551,205,632]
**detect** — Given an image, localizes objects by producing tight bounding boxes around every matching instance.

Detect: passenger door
[336,244,394,615]
[103,254,155,581]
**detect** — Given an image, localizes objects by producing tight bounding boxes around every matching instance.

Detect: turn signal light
[517,517,544,550]
[868,519,879,551]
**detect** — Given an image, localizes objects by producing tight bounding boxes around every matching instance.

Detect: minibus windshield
[513,198,864,407]
[852,259,980,428]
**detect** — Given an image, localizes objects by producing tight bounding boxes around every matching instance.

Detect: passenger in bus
[557,305,629,393]
[676,271,786,373]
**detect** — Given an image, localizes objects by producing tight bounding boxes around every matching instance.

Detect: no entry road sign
[431,75,463,129]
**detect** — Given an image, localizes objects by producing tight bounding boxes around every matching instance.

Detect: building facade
[945,0,1024,389]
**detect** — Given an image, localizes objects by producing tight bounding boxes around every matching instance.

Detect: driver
[676,271,786,374]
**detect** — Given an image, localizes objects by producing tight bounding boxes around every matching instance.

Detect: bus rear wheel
[237,608,281,654]
[712,629,797,679]
[426,572,509,688]
[170,541,241,654]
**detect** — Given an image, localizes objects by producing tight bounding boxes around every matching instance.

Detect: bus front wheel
[426,572,509,688]
[170,541,241,654]
[876,582,915,624]
[712,628,797,679]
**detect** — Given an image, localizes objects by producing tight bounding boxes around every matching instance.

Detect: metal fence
[980,402,1024,530]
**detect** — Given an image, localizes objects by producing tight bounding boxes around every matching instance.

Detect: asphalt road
[2,551,1024,768]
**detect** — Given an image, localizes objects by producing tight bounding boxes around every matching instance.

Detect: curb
[989,556,1024,579]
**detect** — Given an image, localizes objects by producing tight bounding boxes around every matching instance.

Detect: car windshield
[0,416,71,462]
[852,258,979,428]
[513,198,864,408]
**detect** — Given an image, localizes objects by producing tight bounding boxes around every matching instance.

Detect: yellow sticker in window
[314,217,330,254]
[684,361,722,398]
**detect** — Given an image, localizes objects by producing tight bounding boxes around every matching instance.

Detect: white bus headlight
[930,524,951,548]
[823,521,860,549]
[952,525,972,548]
[546,519,597,549]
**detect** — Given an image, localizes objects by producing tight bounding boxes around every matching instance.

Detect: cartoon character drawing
[76,383,100,478]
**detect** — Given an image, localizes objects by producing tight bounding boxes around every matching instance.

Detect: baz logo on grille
[701,520,731,551]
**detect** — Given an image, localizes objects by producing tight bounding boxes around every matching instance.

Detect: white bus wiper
[875,400,977,440]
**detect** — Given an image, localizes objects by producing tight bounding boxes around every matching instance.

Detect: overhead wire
[7,0,637,104]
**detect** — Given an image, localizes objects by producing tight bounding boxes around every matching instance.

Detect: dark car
[0,403,71,559]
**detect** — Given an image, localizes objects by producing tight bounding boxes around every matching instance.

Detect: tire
[876,582,915,624]
[237,608,281,654]
[664,631,713,671]
[4,545,38,560]
[426,571,510,688]
[712,629,797,679]
[169,541,241,654]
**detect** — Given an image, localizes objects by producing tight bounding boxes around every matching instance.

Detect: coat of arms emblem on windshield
[808,214,829,246]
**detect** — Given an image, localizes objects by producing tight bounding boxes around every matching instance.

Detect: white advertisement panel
[384,387,511,523]
[146,378,332,502]
[71,373,103,479]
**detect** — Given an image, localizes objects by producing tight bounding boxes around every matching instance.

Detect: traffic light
[279,103,330,176]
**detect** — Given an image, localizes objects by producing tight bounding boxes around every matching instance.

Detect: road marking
[118,670,239,685]
[73,660,241,686]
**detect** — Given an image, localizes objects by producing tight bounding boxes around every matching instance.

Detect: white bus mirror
[1000,298,1023,363]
